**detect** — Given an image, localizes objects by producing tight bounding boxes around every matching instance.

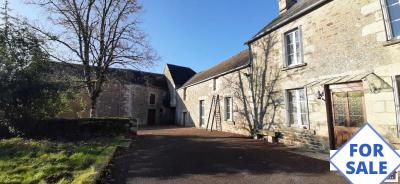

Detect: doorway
[147,109,156,125]
[182,112,187,127]
[328,82,366,149]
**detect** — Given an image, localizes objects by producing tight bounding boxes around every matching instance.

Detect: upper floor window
[383,0,400,39]
[149,93,156,105]
[213,78,217,91]
[284,28,303,67]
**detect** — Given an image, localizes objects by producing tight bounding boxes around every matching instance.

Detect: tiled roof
[166,64,196,88]
[48,62,169,89]
[181,50,250,88]
[247,0,331,43]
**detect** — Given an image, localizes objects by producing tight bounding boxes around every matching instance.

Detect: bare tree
[226,34,280,136]
[26,0,158,116]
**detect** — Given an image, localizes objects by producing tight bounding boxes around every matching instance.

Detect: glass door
[330,82,366,148]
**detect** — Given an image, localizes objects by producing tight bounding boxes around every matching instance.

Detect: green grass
[0,137,121,184]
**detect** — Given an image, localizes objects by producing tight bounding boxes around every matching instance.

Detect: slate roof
[48,62,168,89]
[181,50,250,88]
[166,64,196,88]
[247,0,331,44]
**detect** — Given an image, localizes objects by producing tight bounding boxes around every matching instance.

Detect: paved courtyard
[101,126,345,184]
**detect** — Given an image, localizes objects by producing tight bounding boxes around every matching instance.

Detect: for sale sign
[330,123,400,184]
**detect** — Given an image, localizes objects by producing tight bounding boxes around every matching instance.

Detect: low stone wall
[278,129,330,152]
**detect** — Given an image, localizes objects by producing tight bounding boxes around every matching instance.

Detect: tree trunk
[90,98,97,118]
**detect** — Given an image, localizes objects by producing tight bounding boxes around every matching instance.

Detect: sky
[8,0,278,73]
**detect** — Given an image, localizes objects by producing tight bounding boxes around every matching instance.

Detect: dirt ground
[100,126,346,184]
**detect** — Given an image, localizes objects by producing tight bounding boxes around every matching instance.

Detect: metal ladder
[206,95,222,131]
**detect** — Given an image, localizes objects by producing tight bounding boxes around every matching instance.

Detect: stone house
[245,0,400,150]
[55,63,174,125]
[173,51,252,135]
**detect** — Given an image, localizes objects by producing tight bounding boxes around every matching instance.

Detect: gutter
[178,63,251,90]
[245,0,332,45]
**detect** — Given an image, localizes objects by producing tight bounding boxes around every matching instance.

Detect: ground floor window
[286,88,308,127]
[393,76,400,137]
[199,100,205,127]
[224,97,233,121]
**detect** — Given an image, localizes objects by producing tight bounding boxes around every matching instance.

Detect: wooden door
[147,109,156,125]
[330,82,366,148]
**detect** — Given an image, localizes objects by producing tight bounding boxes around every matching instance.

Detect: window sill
[383,38,400,47]
[282,63,307,71]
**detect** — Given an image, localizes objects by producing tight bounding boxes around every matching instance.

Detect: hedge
[24,118,137,140]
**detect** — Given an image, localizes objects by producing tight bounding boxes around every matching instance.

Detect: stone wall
[59,76,173,125]
[176,68,252,136]
[96,81,172,125]
[249,0,400,150]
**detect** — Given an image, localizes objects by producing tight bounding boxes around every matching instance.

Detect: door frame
[147,109,156,125]
[325,81,366,149]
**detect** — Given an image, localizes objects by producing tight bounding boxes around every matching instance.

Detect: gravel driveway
[100,126,345,184]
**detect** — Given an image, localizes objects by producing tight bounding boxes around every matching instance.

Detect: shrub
[25,118,136,140]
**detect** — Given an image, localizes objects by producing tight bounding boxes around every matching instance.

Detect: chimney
[278,0,296,14]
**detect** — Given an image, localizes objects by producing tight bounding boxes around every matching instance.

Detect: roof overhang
[245,0,332,45]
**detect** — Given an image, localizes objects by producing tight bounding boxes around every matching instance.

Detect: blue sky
[9,0,278,73]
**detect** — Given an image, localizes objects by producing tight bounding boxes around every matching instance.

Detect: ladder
[206,95,222,132]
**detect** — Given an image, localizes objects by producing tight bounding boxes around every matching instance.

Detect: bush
[24,118,136,140]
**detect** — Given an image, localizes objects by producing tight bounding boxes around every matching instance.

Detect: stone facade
[175,67,252,135]
[58,65,173,126]
[248,0,400,150]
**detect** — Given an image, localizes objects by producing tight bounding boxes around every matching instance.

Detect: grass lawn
[0,137,122,184]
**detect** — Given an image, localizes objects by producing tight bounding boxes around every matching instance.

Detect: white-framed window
[393,75,400,137]
[284,27,303,67]
[382,0,400,39]
[149,93,156,105]
[286,88,308,127]
[224,97,233,121]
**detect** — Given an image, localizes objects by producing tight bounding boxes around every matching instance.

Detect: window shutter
[298,25,305,64]
[282,33,288,67]
[283,90,290,126]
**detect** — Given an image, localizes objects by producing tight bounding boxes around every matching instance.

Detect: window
[183,88,187,101]
[213,78,217,91]
[286,88,308,127]
[284,28,303,67]
[199,100,205,127]
[225,97,233,121]
[393,76,400,137]
[383,0,400,39]
[149,93,156,104]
